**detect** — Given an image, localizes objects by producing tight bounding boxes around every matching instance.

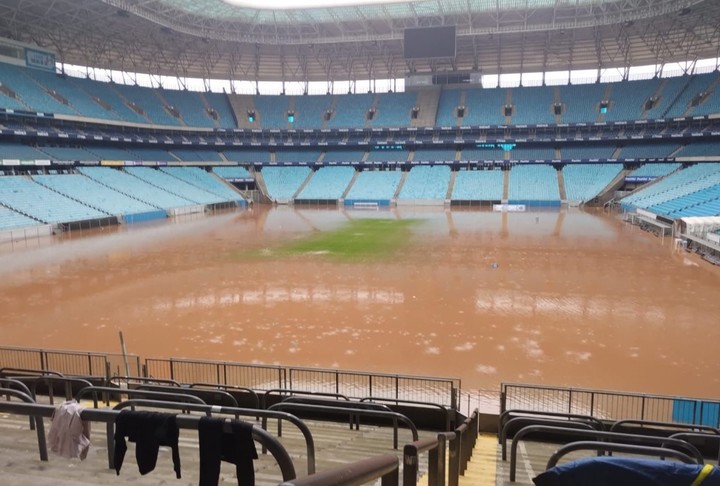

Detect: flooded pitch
[1,206,719,401]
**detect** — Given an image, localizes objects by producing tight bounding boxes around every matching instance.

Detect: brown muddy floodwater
[1,206,719,403]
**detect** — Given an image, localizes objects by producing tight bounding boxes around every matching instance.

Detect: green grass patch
[255,218,418,262]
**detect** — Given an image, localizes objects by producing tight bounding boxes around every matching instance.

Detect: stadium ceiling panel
[0,0,718,81]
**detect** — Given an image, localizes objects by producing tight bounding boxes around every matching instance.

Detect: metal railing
[145,357,286,390]
[546,442,698,469]
[501,383,720,423]
[449,410,479,486]
[279,454,398,486]
[0,346,141,377]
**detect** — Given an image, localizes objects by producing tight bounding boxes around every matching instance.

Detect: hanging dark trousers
[198,416,258,486]
[113,410,181,478]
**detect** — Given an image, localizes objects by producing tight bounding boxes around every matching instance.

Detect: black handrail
[0,367,63,377]
[669,432,720,463]
[268,402,418,449]
[107,376,181,387]
[109,399,316,474]
[403,436,440,486]
[0,388,46,461]
[499,409,605,438]
[10,375,95,405]
[0,400,296,481]
[361,396,454,430]
[75,386,206,408]
[509,425,705,482]
[501,417,598,460]
[449,410,479,486]
[263,388,350,408]
[136,384,239,407]
[189,383,260,409]
[546,441,698,469]
[610,419,720,435]
[279,453,398,486]
[0,378,36,430]
[282,396,393,431]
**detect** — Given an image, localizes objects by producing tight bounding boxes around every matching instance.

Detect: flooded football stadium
[1,206,719,403]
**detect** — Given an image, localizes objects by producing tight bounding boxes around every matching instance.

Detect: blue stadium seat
[563,164,623,202]
[345,170,402,203]
[452,169,504,201]
[508,164,560,204]
[261,166,312,203]
[296,166,355,200]
[398,165,451,200]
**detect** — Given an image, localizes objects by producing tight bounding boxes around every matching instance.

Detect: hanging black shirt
[114,410,181,478]
[198,416,258,486]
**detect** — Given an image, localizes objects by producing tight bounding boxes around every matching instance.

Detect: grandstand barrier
[121,209,167,224]
[166,204,205,216]
[0,224,53,244]
[0,346,142,377]
[396,199,447,207]
[59,216,118,231]
[344,199,390,208]
[507,200,561,208]
[501,382,720,425]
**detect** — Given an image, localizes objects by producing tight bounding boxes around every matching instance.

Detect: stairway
[446,170,457,200]
[410,86,442,128]
[459,434,498,486]
[291,169,315,201]
[684,75,720,117]
[154,89,187,126]
[340,169,360,202]
[198,92,221,128]
[108,84,154,124]
[393,171,409,201]
[557,169,567,201]
[227,93,257,128]
[456,90,467,127]
[661,75,694,119]
[502,170,510,202]
[641,79,668,119]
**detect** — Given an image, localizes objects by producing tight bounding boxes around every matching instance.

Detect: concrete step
[460,434,497,486]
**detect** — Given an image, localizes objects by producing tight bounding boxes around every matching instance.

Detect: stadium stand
[643,76,689,119]
[559,83,607,123]
[629,163,681,178]
[616,143,680,159]
[223,149,271,163]
[463,88,507,125]
[32,174,158,215]
[0,64,77,115]
[22,69,112,119]
[652,184,720,217]
[127,147,178,162]
[275,150,321,163]
[160,89,217,128]
[0,205,39,230]
[84,146,138,161]
[344,169,403,204]
[665,73,718,118]
[327,93,374,128]
[125,167,228,204]
[435,89,462,126]
[67,77,149,124]
[255,95,291,129]
[0,176,107,223]
[622,163,720,216]
[203,92,236,128]
[604,78,660,121]
[111,83,181,126]
[78,166,194,210]
[211,166,253,180]
[170,148,223,162]
[510,85,555,124]
[295,166,355,200]
[372,92,416,127]
[560,144,616,160]
[35,146,94,161]
[562,164,623,202]
[0,143,52,160]
[508,164,561,205]
[451,169,504,201]
[461,147,506,161]
[291,94,333,129]
[398,165,452,201]
[676,142,720,157]
[159,167,243,202]
[261,166,312,202]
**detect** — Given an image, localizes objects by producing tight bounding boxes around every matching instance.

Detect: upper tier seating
[435,89,462,126]
[203,92,236,128]
[508,164,560,202]
[563,164,623,202]
[643,76,688,119]
[85,147,138,161]
[372,92,416,128]
[323,150,366,163]
[160,89,217,128]
[510,86,555,124]
[223,149,271,163]
[125,167,227,205]
[261,166,312,203]
[616,143,680,159]
[463,88,507,125]
[275,151,320,163]
[170,149,223,162]
[292,95,333,129]
[559,84,607,124]
[623,163,720,214]
[508,146,556,160]
[0,64,77,115]
[398,165,451,200]
[159,167,243,201]
[33,174,157,215]
[452,169,504,201]
[78,166,194,210]
[296,166,355,200]
[344,170,402,201]
[255,95,291,129]
[211,166,253,180]
[0,205,39,230]
[665,73,718,118]
[327,94,374,128]
[0,176,107,223]
[67,77,148,124]
[127,148,178,162]
[35,146,95,161]
[630,163,681,178]
[0,143,52,160]
[560,144,616,160]
[111,84,181,126]
[676,142,720,157]
[22,69,112,119]
[604,78,661,122]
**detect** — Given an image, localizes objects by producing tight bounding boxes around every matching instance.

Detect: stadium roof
[0,0,718,82]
